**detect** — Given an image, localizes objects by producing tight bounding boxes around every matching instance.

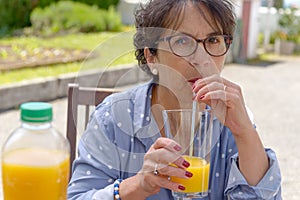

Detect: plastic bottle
[1,102,70,200]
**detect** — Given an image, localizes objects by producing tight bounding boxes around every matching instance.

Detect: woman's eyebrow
[177,31,223,39]
[207,31,223,36]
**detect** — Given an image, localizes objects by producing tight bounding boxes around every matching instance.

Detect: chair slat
[66,83,120,179]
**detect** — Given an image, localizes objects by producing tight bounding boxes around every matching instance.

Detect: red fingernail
[182,160,190,168]
[192,83,196,89]
[178,185,185,191]
[185,171,193,178]
[199,95,205,99]
[174,145,182,151]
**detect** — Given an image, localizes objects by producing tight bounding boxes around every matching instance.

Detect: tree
[274,0,284,9]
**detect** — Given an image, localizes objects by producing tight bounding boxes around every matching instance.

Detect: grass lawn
[0,30,137,86]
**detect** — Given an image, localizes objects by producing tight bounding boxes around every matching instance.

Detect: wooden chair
[66,83,121,177]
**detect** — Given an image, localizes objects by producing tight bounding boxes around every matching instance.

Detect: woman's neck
[150,84,206,137]
[151,84,180,110]
[151,84,185,137]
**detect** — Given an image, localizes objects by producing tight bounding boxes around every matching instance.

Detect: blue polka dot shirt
[67,81,282,200]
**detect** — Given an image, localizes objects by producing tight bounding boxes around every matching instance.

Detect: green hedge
[0,0,58,36]
[30,1,122,36]
[0,0,119,37]
[73,0,119,10]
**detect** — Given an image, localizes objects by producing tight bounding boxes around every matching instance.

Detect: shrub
[0,0,59,37]
[72,0,119,10]
[277,8,300,43]
[30,1,122,36]
[104,6,123,31]
[257,32,264,46]
[38,0,61,8]
[0,0,119,37]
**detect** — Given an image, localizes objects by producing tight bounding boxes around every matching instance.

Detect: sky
[284,0,300,7]
[261,0,300,8]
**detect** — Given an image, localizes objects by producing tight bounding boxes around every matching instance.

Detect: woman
[68,0,282,199]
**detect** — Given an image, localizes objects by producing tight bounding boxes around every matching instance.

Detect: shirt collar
[132,80,155,130]
[131,80,162,149]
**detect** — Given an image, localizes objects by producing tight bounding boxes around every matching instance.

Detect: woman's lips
[188,77,201,84]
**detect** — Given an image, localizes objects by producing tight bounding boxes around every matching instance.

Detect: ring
[224,85,227,91]
[153,164,159,176]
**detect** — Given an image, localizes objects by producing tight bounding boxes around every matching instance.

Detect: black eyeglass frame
[156,33,233,57]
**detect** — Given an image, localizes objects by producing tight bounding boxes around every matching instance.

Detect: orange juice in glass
[171,156,210,193]
[2,148,70,200]
[163,109,213,199]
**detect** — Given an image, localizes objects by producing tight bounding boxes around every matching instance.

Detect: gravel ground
[1,56,300,199]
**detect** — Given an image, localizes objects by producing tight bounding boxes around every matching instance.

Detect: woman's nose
[185,44,219,76]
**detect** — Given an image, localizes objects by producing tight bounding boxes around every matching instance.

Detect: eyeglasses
[157,33,233,57]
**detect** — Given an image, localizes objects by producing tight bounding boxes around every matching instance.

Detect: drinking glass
[163,109,213,199]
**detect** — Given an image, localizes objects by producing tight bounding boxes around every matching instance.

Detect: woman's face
[153,3,227,96]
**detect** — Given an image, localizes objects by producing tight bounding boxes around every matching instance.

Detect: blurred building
[117,0,148,24]
[231,0,261,61]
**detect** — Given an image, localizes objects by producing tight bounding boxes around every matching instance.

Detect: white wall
[233,0,243,18]
[232,0,260,59]
[258,7,281,33]
[117,0,148,24]
[248,0,261,59]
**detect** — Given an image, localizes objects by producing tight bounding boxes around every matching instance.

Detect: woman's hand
[192,74,254,137]
[140,137,193,195]
[192,75,269,185]
[119,138,192,199]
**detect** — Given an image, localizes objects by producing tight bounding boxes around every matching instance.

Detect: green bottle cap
[20,102,53,123]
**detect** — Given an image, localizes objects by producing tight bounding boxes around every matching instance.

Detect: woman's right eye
[207,36,221,44]
[173,36,190,46]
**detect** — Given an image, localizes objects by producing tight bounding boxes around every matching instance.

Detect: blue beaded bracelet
[114,179,123,200]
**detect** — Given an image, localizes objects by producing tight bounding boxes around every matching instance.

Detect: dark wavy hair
[134,0,236,75]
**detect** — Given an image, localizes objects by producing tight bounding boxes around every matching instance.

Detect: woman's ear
[144,47,155,63]
[144,47,159,76]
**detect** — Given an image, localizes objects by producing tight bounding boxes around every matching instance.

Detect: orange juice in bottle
[2,102,70,200]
